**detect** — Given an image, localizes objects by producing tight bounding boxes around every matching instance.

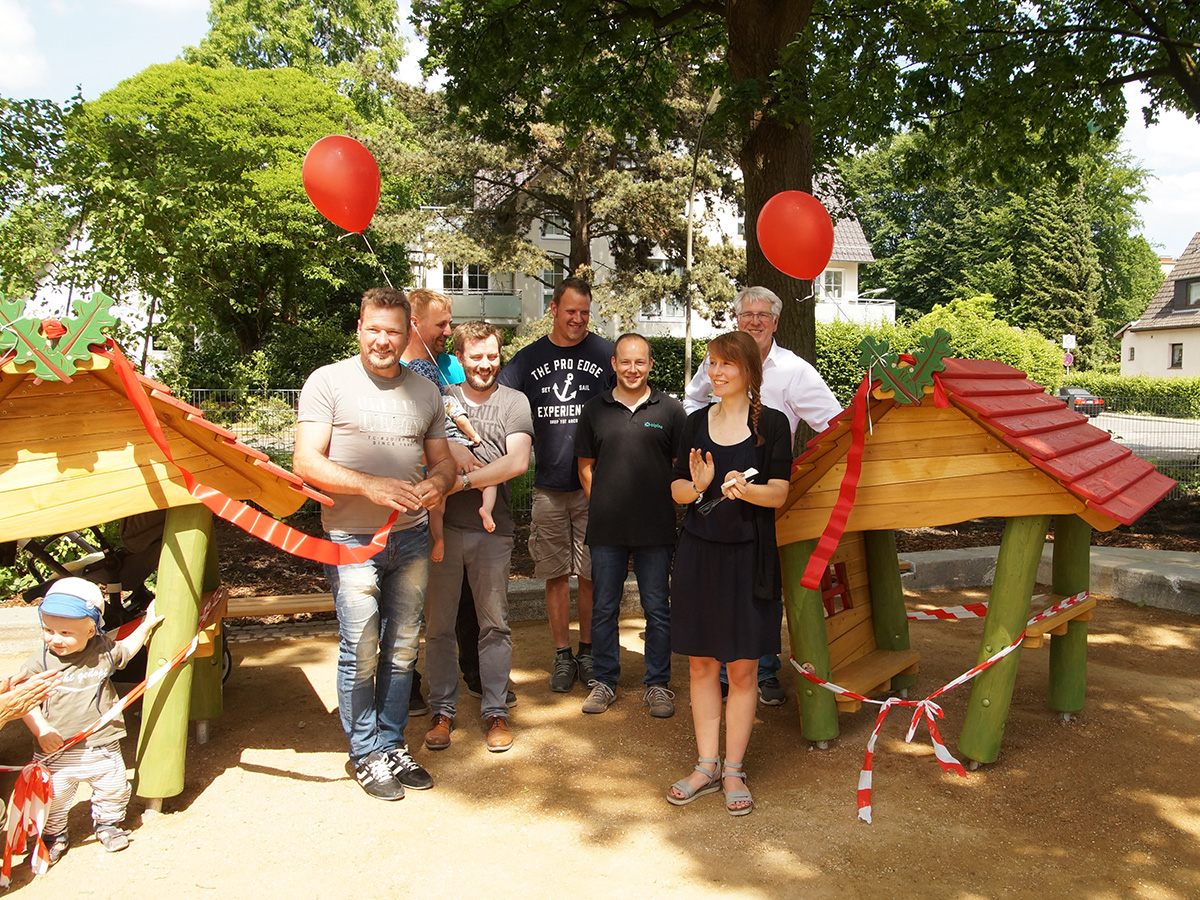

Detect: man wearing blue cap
[21,577,163,863]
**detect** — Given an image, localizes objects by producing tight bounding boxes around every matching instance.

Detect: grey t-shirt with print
[298,355,447,534]
[23,633,135,747]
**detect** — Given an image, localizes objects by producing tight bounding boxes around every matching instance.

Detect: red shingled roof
[936,358,1175,525]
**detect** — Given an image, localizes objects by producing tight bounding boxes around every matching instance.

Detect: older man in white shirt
[682,285,842,705]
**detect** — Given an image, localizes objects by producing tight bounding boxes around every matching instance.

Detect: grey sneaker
[386,745,433,790]
[581,681,616,714]
[576,649,595,686]
[757,676,787,706]
[354,750,405,800]
[643,684,676,718]
[550,651,577,692]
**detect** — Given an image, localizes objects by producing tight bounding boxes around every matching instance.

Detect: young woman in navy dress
[665,331,791,816]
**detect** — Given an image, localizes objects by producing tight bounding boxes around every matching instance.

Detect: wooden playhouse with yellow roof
[776,333,1175,765]
[1,292,327,806]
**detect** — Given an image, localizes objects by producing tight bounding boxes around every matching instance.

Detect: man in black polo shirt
[575,333,687,717]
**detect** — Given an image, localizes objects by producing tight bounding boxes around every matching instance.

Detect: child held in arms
[21,577,164,863]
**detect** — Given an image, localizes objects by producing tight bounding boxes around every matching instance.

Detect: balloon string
[355,230,394,289]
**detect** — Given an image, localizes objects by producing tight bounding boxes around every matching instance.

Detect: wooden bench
[830,648,921,713]
[225,592,335,618]
[1022,593,1096,649]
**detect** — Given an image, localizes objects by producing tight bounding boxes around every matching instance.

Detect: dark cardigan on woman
[674,404,793,600]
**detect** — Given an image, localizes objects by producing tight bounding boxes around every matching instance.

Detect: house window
[1170,343,1183,369]
[736,219,745,236]
[541,259,567,312]
[1172,278,1200,309]
[542,214,569,238]
[644,295,686,319]
[820,270,844,299]
[1128,346,1135,361]
[444,263,488,293]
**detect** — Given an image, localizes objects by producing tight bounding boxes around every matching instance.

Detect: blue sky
[1,0,1196,258]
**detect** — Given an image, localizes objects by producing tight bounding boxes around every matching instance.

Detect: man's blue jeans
[324,525,429,764]
[589,545,673,689]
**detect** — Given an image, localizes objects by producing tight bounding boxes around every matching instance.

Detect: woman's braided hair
[705,331,765,446]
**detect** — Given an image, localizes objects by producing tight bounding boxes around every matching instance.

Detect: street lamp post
[684,88,721,384]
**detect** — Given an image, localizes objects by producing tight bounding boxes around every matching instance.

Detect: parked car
[1058,386,1105,418]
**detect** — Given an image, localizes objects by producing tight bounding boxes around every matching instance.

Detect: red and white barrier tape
[100,342,398,566]
[1,589,224,887]
[794,590,1090,823]
[907,602,990,621]
[907,591,1088,623]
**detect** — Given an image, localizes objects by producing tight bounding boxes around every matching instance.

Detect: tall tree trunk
[727,0,818,363]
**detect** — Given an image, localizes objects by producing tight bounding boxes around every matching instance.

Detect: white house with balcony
[407,191,891,335]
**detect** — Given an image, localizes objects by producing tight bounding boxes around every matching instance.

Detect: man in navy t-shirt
[498,277,614,692]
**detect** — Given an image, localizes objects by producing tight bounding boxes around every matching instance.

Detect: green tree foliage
[844,134,1162,368]
[71,62,403,359]
[812,298,1063,402]
[373,84,742,332]
[0,96,80,299]
[910,295,1064,390]
[412,0,1195,365]
[188,0,402,70]
[185,0,404,117]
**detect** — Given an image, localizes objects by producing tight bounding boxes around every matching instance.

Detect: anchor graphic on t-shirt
[553,373,578,402]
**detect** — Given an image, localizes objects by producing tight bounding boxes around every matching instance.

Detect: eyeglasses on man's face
[736,311,776,323]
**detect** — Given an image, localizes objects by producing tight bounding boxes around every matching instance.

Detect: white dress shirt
[683,340,842,438]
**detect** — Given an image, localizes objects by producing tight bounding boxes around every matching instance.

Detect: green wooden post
[1048,514,1091,713]
[189,531,223,722]
[135,503,211,799]
[864,529,915,692]
[779,539,839,743]
[958,514,1050,765]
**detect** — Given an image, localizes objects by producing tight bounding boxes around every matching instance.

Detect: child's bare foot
[431,539,445,563]
[480,509,496,533]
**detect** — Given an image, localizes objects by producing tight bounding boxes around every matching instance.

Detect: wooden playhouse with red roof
[776,335,1175,765]
[1,291,327,806]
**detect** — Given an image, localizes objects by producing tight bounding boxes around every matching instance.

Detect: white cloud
[0,0,48,92]
[1121,86,1200,256]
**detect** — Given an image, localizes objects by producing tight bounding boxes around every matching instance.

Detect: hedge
[1064,373,1200,418]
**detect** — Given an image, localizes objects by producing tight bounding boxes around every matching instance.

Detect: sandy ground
[1,589,1198,900]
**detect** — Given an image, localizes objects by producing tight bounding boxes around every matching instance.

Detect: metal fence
[185,389,1199,509]
[187,388,538,516]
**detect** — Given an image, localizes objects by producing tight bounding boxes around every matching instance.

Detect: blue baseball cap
[40,577,104,626]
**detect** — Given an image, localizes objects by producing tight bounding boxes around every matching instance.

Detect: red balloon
[755,191,835,281]
[302,135,380,233]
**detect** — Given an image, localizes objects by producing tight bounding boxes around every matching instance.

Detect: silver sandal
[722,761,754,816]
[667,756,721,806]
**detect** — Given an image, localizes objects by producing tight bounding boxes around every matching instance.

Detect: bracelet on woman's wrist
[691,482,704,502]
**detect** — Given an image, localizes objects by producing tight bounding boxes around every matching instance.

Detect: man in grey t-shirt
[295,286,455,801]
[422,322,533,755]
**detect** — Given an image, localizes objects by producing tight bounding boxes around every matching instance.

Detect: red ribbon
[98,342,396,566]
[801,373,870,589]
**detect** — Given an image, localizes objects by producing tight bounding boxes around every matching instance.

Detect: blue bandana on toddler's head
[39,577,104,627]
